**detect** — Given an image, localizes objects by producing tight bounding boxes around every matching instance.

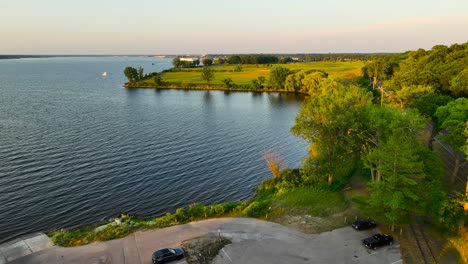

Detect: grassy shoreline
[123,83,303,94]
[48,168,354,247]
[123,61,364,92]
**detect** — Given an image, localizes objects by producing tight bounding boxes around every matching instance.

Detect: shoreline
[123,83,304,94]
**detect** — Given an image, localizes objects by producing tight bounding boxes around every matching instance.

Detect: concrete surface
[4,218,401,264]
[0,233,52,264]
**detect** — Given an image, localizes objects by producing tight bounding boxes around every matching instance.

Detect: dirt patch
[267,206,361,234]
[181,235,231,264]
[267,174,368,234]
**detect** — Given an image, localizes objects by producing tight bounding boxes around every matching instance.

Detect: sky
[1,0,468,54]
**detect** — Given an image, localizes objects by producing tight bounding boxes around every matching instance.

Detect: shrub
[243,201,268,217]
[233,65,243,72]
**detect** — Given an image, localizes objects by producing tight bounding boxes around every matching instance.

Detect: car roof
[153,248,172,256]
[355,219,373,224]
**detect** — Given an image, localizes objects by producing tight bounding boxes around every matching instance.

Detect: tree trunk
[328,175,333,185]
[370,167,375,182]
[376,160,383,181]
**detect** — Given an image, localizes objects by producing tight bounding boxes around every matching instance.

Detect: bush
[233,65,243,72]
[243,201,268,217]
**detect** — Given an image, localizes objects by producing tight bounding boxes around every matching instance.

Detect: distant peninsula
[123,55,364,93]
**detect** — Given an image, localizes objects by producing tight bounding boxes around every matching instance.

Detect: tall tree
[123,66,138,82]
[202,58,213,66]
[268,66,292,90]
[292,81,371,184]
[351,106,425,181]
[137,67,144,80]
[172,58,181,68]
[363,135,426,229]
[393,85,434,108]
[434,98,468,182]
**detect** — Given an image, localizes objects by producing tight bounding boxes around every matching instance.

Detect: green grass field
[159,61,364,86]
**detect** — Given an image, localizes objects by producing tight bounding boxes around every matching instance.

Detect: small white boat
[102,72,107,77]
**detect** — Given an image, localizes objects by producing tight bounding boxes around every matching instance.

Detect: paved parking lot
[5,218,401,264]
[212,224,401,264]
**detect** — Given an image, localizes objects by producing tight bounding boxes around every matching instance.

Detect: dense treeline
[362,43,468,99]
[208,53,384,63]
[290,42,467,233]
[361,43,468,184]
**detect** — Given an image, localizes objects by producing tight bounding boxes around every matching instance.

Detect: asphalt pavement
[2,218,401,264]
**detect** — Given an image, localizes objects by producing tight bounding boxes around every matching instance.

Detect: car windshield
[169,248,176,254]
[373,235,381,240]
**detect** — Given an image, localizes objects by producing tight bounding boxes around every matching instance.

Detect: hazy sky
[1,0,468,54]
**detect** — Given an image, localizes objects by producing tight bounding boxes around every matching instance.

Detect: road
[7,218,401,264]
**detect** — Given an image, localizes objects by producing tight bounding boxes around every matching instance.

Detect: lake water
[0,57,308,243]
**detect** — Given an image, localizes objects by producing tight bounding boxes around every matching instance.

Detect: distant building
[180,57,198,62]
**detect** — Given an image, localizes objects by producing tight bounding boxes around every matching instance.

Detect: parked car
[152,247,184,264]
[352,219,377,230]
[362,233,393,250]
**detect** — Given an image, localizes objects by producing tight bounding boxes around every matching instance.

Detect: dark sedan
[352,219,377,230]
[152,247,184,264]
[363,233,394,250]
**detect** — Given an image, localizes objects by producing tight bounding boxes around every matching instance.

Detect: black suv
[362,233,393,250]
[152,247,184,264]
[352,219,377,230]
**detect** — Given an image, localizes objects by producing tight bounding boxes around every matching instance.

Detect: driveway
[8,218,401,264]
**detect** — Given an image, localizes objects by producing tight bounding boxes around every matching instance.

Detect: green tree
[449,68,468,97]
[284,74,298,92]
[410,93,454,119]
[214,57,226,64]
[233,65,243,72]
[268,66,292,90]
[222,78,233,88]
[301,72,328,95]
[409,93,454,148]
[202,58,213,66]
[153,74,163,85]
[363,135,426,229]
[227,55,241,64]
[123,66,138,82]
[351,106,425,181]
[292,81,372,184]
[393,85,434,108]
[201,67,215,84]
[434,98,468,182]
[172,58,181,68]
[257,76,266,85]
[362,59,389,89]
[137,67,144,80]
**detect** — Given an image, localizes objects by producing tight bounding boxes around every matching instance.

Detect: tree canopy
[124,67,139,82]
[201,67,215,84]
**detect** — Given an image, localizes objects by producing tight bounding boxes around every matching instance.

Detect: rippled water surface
[0,57,308,242]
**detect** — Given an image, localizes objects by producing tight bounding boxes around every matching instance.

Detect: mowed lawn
[160,61,364,86]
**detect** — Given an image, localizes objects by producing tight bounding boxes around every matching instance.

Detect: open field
[157,61,364,86]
